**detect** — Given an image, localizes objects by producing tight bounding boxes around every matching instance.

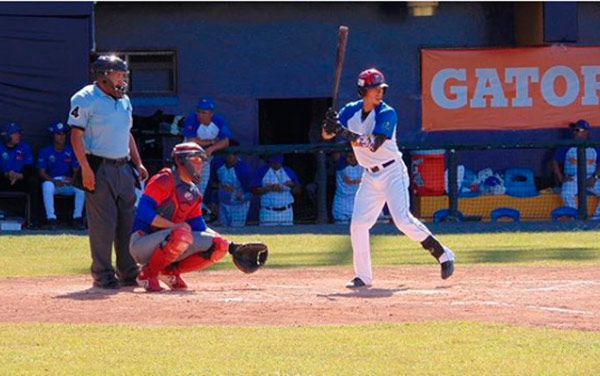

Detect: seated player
[332,151,363,223]
[130,142,267,292]
[0,122,40,225]
[212,149,253,227]
[37,122,85,230]
[252,154,301,226]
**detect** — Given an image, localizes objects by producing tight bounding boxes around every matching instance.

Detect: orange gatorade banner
[421,46,600,131]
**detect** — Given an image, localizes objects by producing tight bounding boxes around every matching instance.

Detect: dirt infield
[0,266,598,331]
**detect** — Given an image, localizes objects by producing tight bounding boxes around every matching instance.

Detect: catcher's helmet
[93,55,129,97]
[48,122,69,134]
[1,122,22,144]
[172,142,208,184]
[357,68,388,97]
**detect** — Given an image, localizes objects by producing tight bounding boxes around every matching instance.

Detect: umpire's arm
[129,133,149,182]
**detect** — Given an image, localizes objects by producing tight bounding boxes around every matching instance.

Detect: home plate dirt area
[0,266,598,331]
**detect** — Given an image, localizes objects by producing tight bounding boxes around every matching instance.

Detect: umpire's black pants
[85,161,139,283]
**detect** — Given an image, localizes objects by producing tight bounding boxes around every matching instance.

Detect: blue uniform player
[37,122,85,229]
[551,120,600,220]
[0,122,39,225]
[322,68,455,288]
[333,151,363,223]
[212,152,253,227]
[252,154,301,226]
[183,97,233,197]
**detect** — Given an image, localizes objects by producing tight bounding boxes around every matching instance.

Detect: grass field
[1,230,599,375]
[1,321,599,375]
[1,231,599,278]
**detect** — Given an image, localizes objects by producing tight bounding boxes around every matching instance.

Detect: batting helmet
[1,122,22,144]
[48,122,69,134]
[172,142,208,184]
[357,68,388,97]
[92,55,129,97]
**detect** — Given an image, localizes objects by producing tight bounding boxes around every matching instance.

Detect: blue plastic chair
[433,209,464,223]
[551,206,578,221]
[458,168,482,198]
[504,168,539,197]
[491,207,520,222]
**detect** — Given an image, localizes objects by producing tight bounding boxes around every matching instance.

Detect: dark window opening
[92,51,177,96]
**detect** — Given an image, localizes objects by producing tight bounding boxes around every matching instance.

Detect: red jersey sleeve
[142,168,174,205]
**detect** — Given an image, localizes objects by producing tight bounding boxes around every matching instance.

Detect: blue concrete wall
[95,2,600,176]
[95,2,515,144]
[0,2,92,150]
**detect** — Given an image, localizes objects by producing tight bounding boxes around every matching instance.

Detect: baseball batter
[322,68,455,288]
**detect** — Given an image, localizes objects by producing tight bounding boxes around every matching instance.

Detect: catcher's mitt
[230,242,268,274]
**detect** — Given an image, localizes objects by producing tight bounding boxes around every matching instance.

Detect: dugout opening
[258,97,332,222]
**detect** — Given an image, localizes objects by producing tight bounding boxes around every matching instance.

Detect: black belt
[88,154,129,166]
[368,159,395,173]
[264,204,292,212]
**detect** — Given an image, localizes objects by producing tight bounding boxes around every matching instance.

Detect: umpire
[68,55,149,289]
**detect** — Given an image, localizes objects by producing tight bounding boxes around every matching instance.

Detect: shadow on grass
[318,286,408,300]
[466,247,599,263]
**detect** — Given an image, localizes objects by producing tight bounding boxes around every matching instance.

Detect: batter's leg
[350,173,386,286]
[386,166,455,279]
[385,167,432,242]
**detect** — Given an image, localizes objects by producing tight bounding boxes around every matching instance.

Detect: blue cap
[48,122,69,134]
[570,119,590,131]
[197,97,215,111]
[2,122,22,135]
[268,154,284,164]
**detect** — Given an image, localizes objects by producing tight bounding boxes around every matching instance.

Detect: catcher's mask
[172,142,208,184]
[93,55,129,98]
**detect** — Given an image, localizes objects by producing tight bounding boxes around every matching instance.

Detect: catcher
[129,142,268,292]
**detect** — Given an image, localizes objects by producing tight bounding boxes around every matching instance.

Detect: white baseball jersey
[338,100,402,168]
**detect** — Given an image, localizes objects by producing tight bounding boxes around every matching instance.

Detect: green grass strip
[0,231,598,278]
[0,321,598,375]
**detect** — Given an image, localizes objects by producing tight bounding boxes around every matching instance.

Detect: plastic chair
[551,206,578,221]
[491,207,520,222]
[504,168,539,197]
[433,209,464,223]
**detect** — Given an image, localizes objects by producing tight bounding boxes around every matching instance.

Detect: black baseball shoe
[72,217,86,230]
[93,275,120,289]
[46,218,58,230]
[441,260,454,280]
[345,277,369,289]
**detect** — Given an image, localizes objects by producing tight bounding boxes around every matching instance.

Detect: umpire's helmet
[92,55,128,76]
[172,142,208,184]
[93,55,129,97]
[357,68,388,97]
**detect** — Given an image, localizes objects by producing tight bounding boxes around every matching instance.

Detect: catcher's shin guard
[146,227,194,276]
[168,236,230,274]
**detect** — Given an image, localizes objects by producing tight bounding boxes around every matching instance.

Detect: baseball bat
[331,25,349,110]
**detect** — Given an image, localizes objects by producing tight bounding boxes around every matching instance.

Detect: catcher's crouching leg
[137,227,194,292]
[162,236,230,282]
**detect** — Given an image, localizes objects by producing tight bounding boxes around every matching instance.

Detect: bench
[0,192,31,227]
